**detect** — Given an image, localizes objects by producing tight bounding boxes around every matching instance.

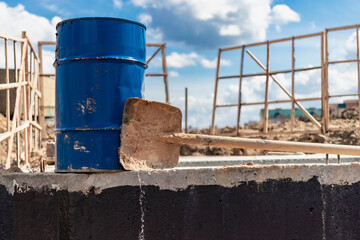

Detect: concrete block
[1,163,360,239]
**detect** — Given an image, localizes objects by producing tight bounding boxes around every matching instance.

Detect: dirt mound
[341,107,359,119]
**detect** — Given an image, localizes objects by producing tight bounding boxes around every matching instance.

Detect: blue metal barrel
[55,17,146,172]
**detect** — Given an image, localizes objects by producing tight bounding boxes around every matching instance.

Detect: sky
[1,0,360,129]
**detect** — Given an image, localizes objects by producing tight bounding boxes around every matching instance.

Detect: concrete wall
[0,69,17,116]
[1,164,360,239]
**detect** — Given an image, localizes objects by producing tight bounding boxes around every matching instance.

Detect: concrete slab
[178,153,360,167]
[2,161,360,239]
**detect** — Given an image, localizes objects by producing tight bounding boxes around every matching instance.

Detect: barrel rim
[56,17,146,30]
[54,56,148,69]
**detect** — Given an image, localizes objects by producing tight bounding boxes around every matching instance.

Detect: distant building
[330,99,358,118]
[260,108,321,123]
[259,99,359,123]
[344,99,358,108]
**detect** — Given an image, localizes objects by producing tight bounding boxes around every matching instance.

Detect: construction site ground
[1,108,360,169]
[181,108,360,156]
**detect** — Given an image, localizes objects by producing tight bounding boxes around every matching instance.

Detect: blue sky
[1,0,360,128]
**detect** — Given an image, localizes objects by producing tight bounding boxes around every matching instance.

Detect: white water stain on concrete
[137,172,146,240]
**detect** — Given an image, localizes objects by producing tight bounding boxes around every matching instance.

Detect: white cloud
[0,2,61,43]
[241,77,264,103]
[167,52,199,68]
[0,3,60,72]
[295,66,317,85]
[168,71,179,77]
[270,4,300,25]
[328,66,357,94]
[146,27,163,43]
[138,13,152,25]
[43,3,70,17]
[172,95,214,128]
[131,0,301,48]
[113,0,123,9]
[219,25,242,36]
[171,81,264,128]
[200,58,231,69]
[329,31,357,61]
[42,49,56,74]
[167,51,231,69]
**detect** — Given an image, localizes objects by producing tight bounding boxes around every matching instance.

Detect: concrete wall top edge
[1,163,360,194]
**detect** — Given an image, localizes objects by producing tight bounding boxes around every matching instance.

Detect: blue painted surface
[55,17,146,171]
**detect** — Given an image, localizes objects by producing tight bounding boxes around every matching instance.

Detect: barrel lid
[56,17,146,30]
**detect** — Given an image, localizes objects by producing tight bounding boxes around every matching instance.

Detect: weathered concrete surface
[178,154,360,167]
[1,163,360,239]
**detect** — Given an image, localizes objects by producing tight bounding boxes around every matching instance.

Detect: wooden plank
[13,40,20,164]
[216,104,238,108]
[293,32,322,40]
[218,66,322,80]
[146,73,166,77]
[324,30,330,131]
[237,129,321,137]
[161,44,170,104]
[28,82,42,97]
[327,24,359,32]
[38,43,46,142]
[216,97,322,108]
[222,41,268,51]
[28,53,39,151]
[29,51,33,152]
[263,42,270,133]
[166,132,360,156]
[247,49,322,129]
[22,31,30,166]
[0,34,25,42]
[5,38,10,167]
[24,33,40,62]
[30,120,42,130]
[220,32,322,52]
[210,49,222,135]
[40,73,55,77]
[328,59,358,64]
[38,41,55,45]
[236,46,245,136]
[291,37,295,132]
[5,39,10,132]
[357,28,360,127]
[146,45,162,64]
[221,45,244,52]
[329,93,358,98]
[0,122,30,142]
[5,39,28,168]
[240,97,322,106]
[185,87,188,133]
[321,33,326,133]
[0,82,27,90]
[146,43,164,47]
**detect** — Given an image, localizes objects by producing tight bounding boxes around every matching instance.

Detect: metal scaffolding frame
[146,43,170,104]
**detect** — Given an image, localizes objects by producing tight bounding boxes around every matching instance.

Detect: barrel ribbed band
[54,56,148,69]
